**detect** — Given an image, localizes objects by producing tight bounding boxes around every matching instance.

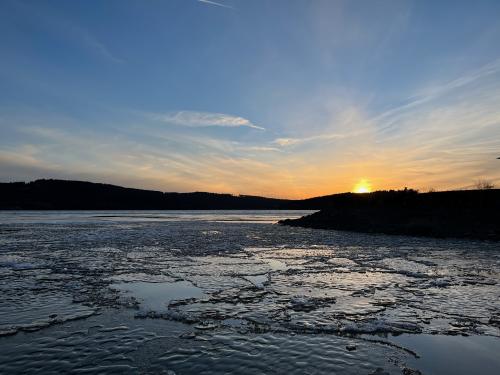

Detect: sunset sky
[1,0,500,198]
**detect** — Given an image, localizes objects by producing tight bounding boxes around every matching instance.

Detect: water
[0,210,499,374]
[390,334,500,375]
[112,281,206,312]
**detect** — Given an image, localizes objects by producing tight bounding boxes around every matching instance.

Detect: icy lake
[0,210,499,374]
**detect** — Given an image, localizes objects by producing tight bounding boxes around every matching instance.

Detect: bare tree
[475,179,495,190]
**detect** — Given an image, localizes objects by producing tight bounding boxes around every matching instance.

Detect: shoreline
[280,189,500,241]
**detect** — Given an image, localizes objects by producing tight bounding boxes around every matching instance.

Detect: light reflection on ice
[112,281,205,312]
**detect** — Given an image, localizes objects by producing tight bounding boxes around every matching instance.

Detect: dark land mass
[280,189,500,241]
[1,179,499,240]
[0,179,330,210]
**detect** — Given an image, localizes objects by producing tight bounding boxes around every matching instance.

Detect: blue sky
[1,0,500,197]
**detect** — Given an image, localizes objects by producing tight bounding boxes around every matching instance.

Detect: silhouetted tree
[475,179,495,190]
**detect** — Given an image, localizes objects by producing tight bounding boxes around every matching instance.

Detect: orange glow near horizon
[353,179,372,193]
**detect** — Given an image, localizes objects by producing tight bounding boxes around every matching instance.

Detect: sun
[353,179,372,193]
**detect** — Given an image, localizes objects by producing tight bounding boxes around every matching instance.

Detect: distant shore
[2,180,499,241]
[0,178,394,211]
[280,189,500,241]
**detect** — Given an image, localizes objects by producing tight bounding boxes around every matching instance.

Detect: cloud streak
[150,111,265,130]
[80,30,124,64]
[374,58,500,134]
[197,0,233,9]
[273,130,365,147]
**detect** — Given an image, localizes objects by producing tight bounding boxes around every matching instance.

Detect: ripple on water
[0,310,188,374]
[0,289,96,336]
[151,331,406,375]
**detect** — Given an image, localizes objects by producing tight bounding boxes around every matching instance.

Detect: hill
[0,179,345,210]
[280,189,500,241]
[0,179,301,210]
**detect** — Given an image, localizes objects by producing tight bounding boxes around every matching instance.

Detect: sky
[1,0,500,198]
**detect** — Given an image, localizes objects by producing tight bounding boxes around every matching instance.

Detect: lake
[0,210,499,374]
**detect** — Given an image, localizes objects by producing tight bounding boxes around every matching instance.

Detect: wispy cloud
[0,121,288,196]
[273,130,366,147]
[149,111,265,130]
[238,146,283,153]
[8,0,124,64]
[79,30,124,64]
[197,0,233,9]
[374,58,500,134]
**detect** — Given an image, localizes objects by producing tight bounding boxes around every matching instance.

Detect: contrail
[198,0,232,9]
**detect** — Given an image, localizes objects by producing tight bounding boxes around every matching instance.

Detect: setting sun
[353,180,372,193]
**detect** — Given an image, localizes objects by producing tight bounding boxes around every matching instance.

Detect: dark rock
[346,344,357,351]
[402,368,423,375]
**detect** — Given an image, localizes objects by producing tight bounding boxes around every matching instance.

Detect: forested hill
[0,179,405,210]
[0,179,301,210]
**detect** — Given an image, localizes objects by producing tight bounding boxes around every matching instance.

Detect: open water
[0,211,499,374]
